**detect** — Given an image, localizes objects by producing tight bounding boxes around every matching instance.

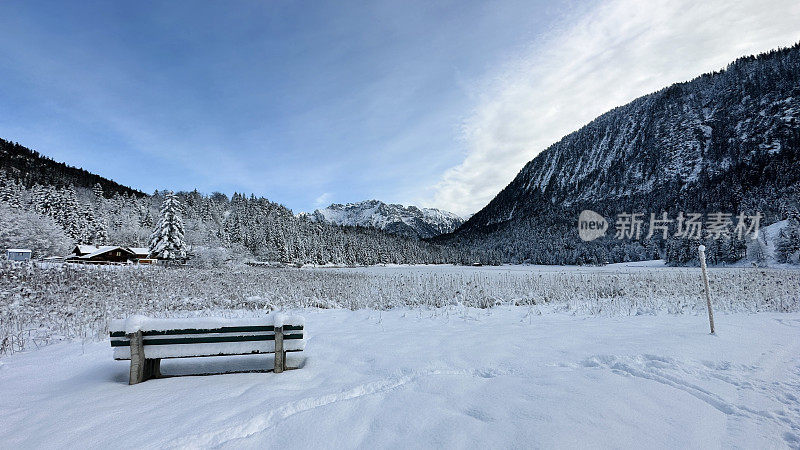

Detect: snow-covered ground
[305,259,673,274]
[302,258,800,274]
[1,307,799,448]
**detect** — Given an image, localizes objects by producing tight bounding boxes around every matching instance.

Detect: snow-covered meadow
[1,262,799,447]
[1,261,798,355]
[1,308,799,448]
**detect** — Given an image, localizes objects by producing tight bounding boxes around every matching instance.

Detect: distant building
[67,245,137,264]
[67,245,155,264]
[129,247,150,259]
[129,247,157,265]
[70,245,106,258]
[6,249,32,261]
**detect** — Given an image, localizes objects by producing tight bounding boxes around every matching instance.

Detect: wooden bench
[109,316,304,384]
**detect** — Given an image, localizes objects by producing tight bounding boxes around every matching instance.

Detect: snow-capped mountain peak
[311,200,463,238]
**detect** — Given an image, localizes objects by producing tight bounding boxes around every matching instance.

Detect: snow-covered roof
[74,244,110,255]
[7,249,32,253]
[79,246,134,259]
[128,247,149,256]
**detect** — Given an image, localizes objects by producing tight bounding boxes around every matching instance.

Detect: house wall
[86,251,135,263]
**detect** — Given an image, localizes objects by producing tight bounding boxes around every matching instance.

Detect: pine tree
[139,206,154,229]
[93,218,108,245]
[746,233,767,266]
[776,210,800,264]
[149,192,187,261]
[0,175,22,208]
[57,186,87,242]
[31,184,56,216]
[92,183,104,200]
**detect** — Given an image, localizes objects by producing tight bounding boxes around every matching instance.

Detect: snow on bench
[109,314,304,384]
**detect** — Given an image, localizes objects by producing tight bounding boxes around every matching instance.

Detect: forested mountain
[0,138,144,198]
[0,174,473,265]
[440,43,800,265]
[0,143,472,265]
[310,200,463,238]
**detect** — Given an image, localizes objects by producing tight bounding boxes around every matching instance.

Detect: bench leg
[142,358,160,380]
[128,330,145,385]
[151,359,161,378]
[274,326,284,373]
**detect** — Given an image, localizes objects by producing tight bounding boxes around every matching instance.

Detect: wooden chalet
[68,245,138,264]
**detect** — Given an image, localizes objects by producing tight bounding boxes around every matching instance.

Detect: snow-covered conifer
[776,210,800,264]
[92,183,104,200]
[0,174,22,208]
[149,191,187,260]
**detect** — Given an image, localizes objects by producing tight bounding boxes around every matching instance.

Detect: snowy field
[305,259,672,273]
[2,261,799,354]
[1,307,799,448]
[1,262,799,447]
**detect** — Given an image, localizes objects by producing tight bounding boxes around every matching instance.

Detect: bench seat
[109,315,304,384]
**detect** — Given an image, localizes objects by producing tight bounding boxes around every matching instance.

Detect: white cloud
[425,0,800,217]
[314,192,333,208]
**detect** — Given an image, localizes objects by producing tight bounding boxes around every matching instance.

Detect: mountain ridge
[310,199,464,238]
[0,138,145,198]
[442,42,800,265]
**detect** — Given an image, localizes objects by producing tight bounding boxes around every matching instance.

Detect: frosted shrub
[188,247,230,268]
[0,205,72,257]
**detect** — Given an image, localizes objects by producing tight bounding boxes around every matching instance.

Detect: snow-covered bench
[109,315,304,384]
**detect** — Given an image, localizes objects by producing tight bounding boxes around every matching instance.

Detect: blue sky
[0,0,559,212]
[1,0,799,215]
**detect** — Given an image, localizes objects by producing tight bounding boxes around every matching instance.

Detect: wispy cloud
[314,192,333,208]
[425,0,800,216]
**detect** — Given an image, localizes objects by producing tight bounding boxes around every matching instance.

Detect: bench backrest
[109,321,304,360]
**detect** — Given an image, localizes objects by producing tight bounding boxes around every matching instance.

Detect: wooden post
[274,326,284,373]
[698,245,715,334]
[128,330,145,384]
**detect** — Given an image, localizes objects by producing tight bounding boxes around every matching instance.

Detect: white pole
[698,245,715,334]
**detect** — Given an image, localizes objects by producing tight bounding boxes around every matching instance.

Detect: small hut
[6,249,32,261]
